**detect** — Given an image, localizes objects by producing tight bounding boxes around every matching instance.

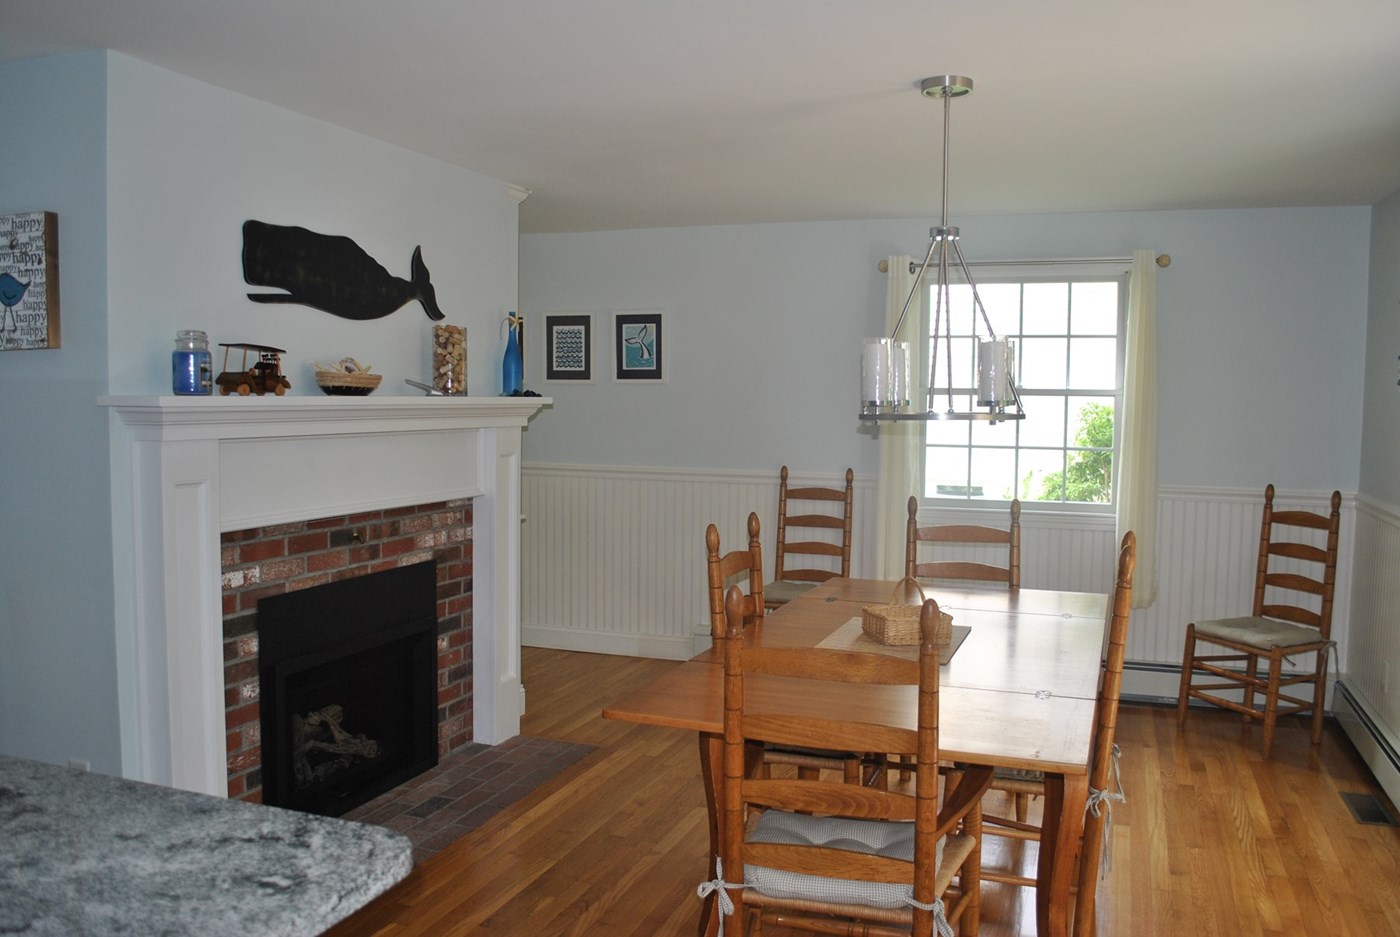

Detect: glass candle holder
[432,325,466,395]
[172,329,213,395]
[977,338,1016,407]
[861,337,910,415]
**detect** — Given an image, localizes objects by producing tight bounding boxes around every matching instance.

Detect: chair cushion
[743,810,942,909]
[1194,615,1325,649]
[763,579,818,606]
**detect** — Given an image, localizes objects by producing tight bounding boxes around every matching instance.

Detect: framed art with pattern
[544,313,593,382]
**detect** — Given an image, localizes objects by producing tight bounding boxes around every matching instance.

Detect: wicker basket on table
[861,576,953,646]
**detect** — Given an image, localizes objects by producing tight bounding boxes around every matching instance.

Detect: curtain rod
[877,253,1171,273]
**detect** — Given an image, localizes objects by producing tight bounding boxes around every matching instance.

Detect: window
[921,266,1127,510]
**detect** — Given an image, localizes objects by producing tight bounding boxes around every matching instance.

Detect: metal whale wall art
[241,220,445,321]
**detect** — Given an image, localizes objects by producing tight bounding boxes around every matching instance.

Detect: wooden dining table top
[603,577,1111,775]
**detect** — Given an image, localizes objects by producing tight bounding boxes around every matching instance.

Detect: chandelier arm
[950,238,999,342]
[938,244,956,411]
[928,247,945,413]
[888,237,939,342]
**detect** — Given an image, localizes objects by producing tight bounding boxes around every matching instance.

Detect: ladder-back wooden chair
[1176,485,1342,758]
[706,512,765,640]
[707,513,864,784]
[765,466,855,609]
[897,495,1021,783]
[905,496,1021,590]
[971,532,1136,937]
[705,586,993,937]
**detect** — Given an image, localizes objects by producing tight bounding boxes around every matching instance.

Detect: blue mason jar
[172,329,213,395]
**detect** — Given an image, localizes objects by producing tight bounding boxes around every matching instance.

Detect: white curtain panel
[1115,249,1160,606]
[874,256,923,579]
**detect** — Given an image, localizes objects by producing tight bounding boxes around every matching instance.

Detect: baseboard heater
[1333,681,1400,809]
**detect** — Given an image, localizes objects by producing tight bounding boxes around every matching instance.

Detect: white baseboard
[522,624,695,661]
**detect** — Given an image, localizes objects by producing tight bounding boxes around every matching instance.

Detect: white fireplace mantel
[102,395,548,796]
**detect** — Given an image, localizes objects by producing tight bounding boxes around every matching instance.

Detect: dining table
[601,576,1111,937]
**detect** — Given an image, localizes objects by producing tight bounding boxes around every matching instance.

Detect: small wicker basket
[315,369,382,396]
[862,577,953,647]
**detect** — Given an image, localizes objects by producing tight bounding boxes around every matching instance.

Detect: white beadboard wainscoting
[1338,495,1400,806]
[520,464,876,659]
[520,467,1361,696]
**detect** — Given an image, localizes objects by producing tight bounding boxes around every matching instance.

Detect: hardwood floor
[326,647,1400,936]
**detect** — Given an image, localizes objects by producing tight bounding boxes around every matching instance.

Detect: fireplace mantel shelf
[104,392,547,797]
[102,394,551,432]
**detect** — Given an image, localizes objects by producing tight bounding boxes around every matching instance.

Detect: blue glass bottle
[172,329,213,395]
[502,315,523,395]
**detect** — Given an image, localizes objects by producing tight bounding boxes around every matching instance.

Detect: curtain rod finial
[1156,254,1171,268]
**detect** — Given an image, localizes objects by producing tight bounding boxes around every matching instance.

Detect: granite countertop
[0,755,413,936]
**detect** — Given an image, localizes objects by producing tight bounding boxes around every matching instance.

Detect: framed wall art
[0,211,60,351]
[613,310,664,382]
[544,313,593,382]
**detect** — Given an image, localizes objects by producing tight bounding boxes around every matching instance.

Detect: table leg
[1037,771,1088,937]
[698,733,722,937]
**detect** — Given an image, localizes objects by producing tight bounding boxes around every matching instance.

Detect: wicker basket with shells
[314,357,382,396]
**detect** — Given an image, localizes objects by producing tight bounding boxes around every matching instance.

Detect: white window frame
[918,260,1130,516]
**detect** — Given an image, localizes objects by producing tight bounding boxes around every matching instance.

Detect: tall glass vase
[502,317,523,395]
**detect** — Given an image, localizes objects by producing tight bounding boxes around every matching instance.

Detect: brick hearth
[220,500,474,802]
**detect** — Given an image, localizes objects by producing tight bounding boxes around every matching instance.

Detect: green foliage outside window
[1036,402,1114,503]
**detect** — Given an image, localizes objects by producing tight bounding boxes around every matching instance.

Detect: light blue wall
[104,53,521,396]
[0,51,522,775]
[0,52,119,770]
[521,207,1370,491]
[1361,188,1400,505]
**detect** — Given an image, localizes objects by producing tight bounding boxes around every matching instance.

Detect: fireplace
[102,395,547,797]
[221,501,474,802]
[258,561,438,816]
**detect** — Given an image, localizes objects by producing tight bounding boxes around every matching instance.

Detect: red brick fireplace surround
[222,501,473,802]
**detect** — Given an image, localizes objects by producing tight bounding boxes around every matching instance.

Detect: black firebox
[258,560,438,817]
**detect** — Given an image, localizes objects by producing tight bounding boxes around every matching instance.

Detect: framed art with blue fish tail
[545,313,593,382]
[0,211,60,351]
[612,310,664,382]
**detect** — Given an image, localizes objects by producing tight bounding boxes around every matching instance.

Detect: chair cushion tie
[899,894,953,937]
[1288,639,1338,687]
[696,857,749,937]
[1085,743,1127,878]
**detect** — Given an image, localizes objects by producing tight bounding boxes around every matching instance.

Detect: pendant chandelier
[860,76,1025,424]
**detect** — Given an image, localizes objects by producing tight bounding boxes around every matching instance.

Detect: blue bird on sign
[0,272,29,333]
[0,272,28,307]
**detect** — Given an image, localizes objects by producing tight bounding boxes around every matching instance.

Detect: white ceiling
[5,0,1400,234]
